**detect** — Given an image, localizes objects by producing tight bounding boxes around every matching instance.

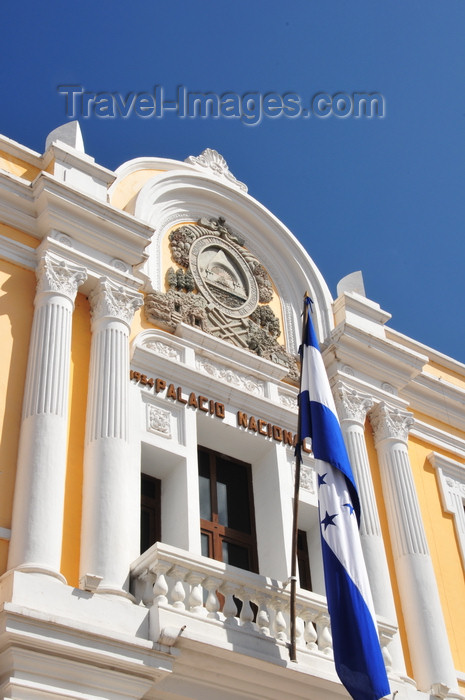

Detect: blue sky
[1,1,464,362]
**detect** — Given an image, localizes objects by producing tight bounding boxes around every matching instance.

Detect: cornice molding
[0,171,37,235]
[0,134,42,168]
[0,233,36,270]
[324,324,427,393]
[33,173,153,264]
[386,327,465,376]
[410,420,465,459]
[400,372,465,432]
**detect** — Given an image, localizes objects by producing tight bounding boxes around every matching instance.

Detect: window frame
[198,445,259,574]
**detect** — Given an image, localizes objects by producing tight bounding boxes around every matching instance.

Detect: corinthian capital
[89,278,143,326]
[332,381,373,424]
[369,402,414,446]
[36,253,87,300]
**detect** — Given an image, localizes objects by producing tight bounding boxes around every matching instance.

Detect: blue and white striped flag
[298,297,390,700]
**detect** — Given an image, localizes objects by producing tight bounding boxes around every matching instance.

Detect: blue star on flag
[321,511,338,531]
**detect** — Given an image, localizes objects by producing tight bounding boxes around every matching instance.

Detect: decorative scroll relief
[36,252,87,300]
[196,356,265,396]
[90,277,143,326]
[147,404,171,438]
[293,461,316,494]
[369,402,414,446]
[144,340,182,361]
[300,463,316,494]
[145,216,298,383]
[333,381,373,425]
[279,392,297,410]
[185,148,248,193]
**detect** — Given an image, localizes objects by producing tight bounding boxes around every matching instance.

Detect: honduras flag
[298,297,390,700]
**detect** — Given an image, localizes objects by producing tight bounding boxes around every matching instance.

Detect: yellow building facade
[0,122,463,700]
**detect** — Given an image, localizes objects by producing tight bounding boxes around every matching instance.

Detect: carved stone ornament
[145,217,298,383]
[36,253,87,299]
[333,382,373,424]
[196,357,265,396]
[189,235,259,318]
[90,278,143,326]
[369,402,415,446]
[184,149,248,193]
[147,404,171,438]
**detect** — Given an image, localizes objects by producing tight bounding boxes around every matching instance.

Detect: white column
[370,402,459,695]
[8,253,87,580]
[80,278,143,597]
[333,382,406,676]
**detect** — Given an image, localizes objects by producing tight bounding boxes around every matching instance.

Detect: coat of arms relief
[145,216,298,383]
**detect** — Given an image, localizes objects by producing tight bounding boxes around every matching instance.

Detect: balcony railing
[130,542,396,671]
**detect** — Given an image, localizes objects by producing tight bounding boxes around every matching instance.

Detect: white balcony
[130,543,397,680]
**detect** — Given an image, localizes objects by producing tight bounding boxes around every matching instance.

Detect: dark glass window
[198,446,258,573]
[140,473,161,554]
[297,529,312,591]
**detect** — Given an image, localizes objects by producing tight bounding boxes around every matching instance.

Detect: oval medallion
[189,236,259,318]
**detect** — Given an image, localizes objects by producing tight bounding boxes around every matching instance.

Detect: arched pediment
[112,157,334,377]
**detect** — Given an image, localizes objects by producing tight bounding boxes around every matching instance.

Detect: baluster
[221,583,239,626]
[239,588,255,630]
[273,600,288,642]
[170,566,187,610]
[204,577,221,619]
[316,613,333,656]
[135,569,155,607]
[152,562,171,605]
[379,631,393,673]
[295,607,306,649]
[303,614,318,651]
[186,571,206,616]
[256,596,271,636]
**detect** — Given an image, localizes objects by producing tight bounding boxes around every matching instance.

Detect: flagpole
[289,292,310,662]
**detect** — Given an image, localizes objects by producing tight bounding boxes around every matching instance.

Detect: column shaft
[370,402,458,694]
[80,279,142,596]
[334,383,406,676]
[8,254,86,578]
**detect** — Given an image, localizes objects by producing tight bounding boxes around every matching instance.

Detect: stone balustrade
[130,543,396,669]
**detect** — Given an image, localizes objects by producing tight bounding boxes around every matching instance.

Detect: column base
[10,563,67,584]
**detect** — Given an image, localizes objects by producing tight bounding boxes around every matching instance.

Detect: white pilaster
[370,402,459,696]
[80,278,143,597]
[333,382,406,677]
[8,253,87,580]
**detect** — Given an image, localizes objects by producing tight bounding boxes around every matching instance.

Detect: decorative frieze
[196,357,265,396]
[278,392,298,410]
[144,340,182,361]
